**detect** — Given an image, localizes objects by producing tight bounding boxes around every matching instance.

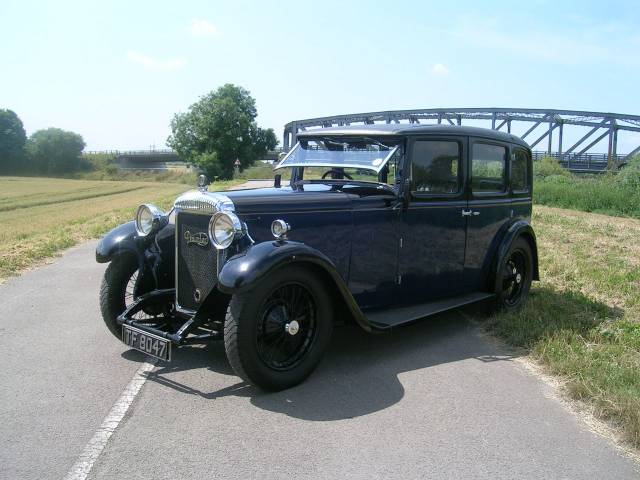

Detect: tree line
[1,84,278,179]
[0,110,85,175]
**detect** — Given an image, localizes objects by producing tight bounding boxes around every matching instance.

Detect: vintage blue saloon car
[96,124,538,390]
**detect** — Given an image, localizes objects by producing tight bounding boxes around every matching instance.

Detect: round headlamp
[135,204,166,236]
[271,219,290,239]
[208,212,243,250]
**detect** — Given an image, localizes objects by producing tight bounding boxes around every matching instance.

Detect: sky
[1,0,639,152]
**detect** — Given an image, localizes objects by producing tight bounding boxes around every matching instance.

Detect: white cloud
[431,63,450,76]
[126,51,186,71]
[190,19,218,38]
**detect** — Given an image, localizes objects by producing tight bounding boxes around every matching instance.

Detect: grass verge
[0,176,239,282]
[487,205,640,448]
[534,156,640,218]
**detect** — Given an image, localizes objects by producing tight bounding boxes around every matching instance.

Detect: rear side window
[472,143,507,193]
[511,148,530,192]
[411,140,460,194]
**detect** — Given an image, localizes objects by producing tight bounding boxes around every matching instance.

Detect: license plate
[122,325,171,361]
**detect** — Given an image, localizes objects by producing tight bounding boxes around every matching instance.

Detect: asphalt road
[0,241,638,479]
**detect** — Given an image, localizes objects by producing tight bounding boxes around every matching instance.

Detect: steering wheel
[321,169,353,180]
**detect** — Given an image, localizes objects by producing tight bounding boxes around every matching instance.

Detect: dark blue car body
[98,124,538,335]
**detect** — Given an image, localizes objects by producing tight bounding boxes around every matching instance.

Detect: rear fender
[491,220,540,292]
[217,240,371,332]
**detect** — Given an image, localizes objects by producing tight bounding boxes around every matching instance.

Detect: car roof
[296,124,529,148]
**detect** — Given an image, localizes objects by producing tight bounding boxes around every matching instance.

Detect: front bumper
[116,289,222,346]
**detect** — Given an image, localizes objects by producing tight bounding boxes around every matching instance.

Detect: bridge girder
[283,108,640,169]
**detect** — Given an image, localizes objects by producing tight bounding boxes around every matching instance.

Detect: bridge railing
[531,151,628,172]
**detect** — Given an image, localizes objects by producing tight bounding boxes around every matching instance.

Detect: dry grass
[0,177,193,282]
[487,205,640,448]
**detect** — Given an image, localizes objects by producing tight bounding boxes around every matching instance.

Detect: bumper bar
[117,289,222,345]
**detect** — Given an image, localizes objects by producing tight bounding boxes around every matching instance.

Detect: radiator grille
[176,212,218,311]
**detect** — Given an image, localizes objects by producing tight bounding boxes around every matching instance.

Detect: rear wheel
[492,237,533,312]
[224,265,333,391]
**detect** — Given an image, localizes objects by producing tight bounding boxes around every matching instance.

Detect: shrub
[534,156,571,179]
[616,156,640,191]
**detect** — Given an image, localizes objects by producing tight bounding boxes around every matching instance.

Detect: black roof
[296,124,529,148]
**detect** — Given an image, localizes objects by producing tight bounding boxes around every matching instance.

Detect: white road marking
[63,359,157,480]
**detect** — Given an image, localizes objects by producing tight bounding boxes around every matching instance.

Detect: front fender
[95,221,140,263]
[217,240,371,332]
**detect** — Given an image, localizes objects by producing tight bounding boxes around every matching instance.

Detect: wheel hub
[515,273,522,284]
[285,320,300,336]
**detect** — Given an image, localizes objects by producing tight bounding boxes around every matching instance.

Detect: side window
[511,148,530,192]
[411,140,460,194]
[472,143,507,193]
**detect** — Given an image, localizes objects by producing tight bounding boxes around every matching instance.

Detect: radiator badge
[184,230,209,247]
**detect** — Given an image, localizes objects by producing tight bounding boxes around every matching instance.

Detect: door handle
[462,209,480,217]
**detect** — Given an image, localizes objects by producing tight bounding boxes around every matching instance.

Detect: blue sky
[1,0,639,151]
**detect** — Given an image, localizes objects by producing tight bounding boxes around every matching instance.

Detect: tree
[167,84,278,180]
[27,128,85,174]
[0,109,27,174]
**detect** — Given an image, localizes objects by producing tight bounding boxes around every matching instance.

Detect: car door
[348,192,401,310]
[398,136,468,305]
[464,139,512,290]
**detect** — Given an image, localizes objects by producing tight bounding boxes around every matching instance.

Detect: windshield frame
[274,139,400,174]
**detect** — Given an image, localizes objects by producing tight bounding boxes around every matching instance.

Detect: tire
[490,237,533,312]
[224,265,333,391]
[99,255,138,340]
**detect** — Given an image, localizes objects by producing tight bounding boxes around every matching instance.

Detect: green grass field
[0,176,236,282]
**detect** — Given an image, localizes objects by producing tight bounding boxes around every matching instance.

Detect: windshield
[275,138,399,173]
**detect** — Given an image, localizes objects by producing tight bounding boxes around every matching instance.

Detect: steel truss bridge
[283,108,640,171]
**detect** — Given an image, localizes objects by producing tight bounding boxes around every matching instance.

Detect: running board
[366,292,495,331]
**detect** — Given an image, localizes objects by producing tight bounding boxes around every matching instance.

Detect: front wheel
[224,265,333,391]
[99,255,161,340]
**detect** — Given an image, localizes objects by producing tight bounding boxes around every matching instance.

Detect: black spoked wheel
[224,265,333,391]
[100,255,165,340]
[493,238,533,311]
[501,251,527,307]
[124,270,159,321]
[256,283,317,371]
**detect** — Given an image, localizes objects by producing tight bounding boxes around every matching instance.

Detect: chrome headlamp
[208,211,243,250]
[135,204,166,236]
